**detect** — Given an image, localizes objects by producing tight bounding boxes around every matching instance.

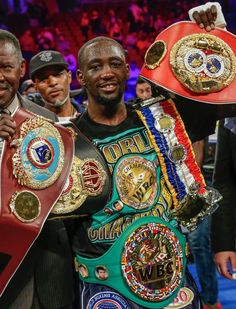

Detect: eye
[90,64,100,71]
[2,65,13,73]
[57,70,65,77]
[39,77,48,83]
[111,61,122,68]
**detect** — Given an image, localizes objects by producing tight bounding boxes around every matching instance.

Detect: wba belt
[0,107,74,296]
[77,217,186,308]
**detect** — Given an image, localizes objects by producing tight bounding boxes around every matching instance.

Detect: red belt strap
[0,107,74,296]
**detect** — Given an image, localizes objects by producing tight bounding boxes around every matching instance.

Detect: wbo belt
[0,107,74,296]
[77,216,187,308]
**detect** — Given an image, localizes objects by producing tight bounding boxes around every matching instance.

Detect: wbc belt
[77,216,187,308]
[0,107,74,296]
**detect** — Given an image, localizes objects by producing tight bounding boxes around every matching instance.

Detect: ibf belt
[77,217,187,308]
[0,107,74,296]
[140,21,236,104]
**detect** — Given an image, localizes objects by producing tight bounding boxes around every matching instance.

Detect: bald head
[0,29,23,63]
[78,36,126,70]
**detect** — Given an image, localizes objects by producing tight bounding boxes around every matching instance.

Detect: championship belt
[49,122,111,219]
[140,21,236,104]
[0,107,74,296]
[77,217,187,309]
[134,99,222,230]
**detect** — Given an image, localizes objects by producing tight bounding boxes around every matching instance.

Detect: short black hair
[78,36,126,69]
[136,76,151,86]
[0,29,23,62]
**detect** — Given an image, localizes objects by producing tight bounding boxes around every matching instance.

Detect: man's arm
[212,121,236,279]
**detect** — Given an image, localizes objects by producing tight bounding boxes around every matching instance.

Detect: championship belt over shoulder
[0,107,74,296]
[133,98,222,231]
[49,121,111,219]
[140,21,236,104]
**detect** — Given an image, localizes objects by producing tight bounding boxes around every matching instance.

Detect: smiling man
[0,29,76,309]
[73,36,214,309]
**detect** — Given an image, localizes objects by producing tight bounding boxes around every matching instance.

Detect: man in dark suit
[0,29,75,308]
[212,119,236,280]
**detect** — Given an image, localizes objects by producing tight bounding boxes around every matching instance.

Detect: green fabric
[77,216,187,308]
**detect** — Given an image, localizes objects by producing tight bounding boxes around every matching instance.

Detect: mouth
[0,88,8,96]
[99,82,118,93]
[48,89,62,97]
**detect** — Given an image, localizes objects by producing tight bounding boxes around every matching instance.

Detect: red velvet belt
[0,107,74,295]
[140,21,236,104]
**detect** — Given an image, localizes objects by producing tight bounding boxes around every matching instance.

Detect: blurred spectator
[26,0,48,27]
[127,60,140,86]
[20,79,37,97]
[37,27,55,51]
[80,12,90,42]
[136,31,151,57]
[19,29,37,60]
[124,32,137,49]
[135,77,152,100]
[56,34,70,53]
[109,22,123,44]
[90,10,101,35]
[128,0,143,31]
[63,48,77,80]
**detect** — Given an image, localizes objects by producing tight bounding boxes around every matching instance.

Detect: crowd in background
[0,0,236,92]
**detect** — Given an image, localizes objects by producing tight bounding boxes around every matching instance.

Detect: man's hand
[214,251,236,279]
[192,4,217,31]
[0,114,16,141]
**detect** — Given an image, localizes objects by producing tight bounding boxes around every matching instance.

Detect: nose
[0,71,5,81]
[47,75,58,85]
[100,64,115,79]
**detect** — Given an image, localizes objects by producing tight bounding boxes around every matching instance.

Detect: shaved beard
[42,92,70,108]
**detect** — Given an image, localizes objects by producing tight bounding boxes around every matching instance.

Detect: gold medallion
[170,33,236,93]
[154,114,175,133]
[10,191,41,222]
[122,221,185,301]
[168,145,187,164]
[11,116,64,189]
[144,40,167,69]
[116,156,158,209]
[51,156,106,214]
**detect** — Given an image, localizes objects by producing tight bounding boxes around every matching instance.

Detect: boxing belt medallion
[140,21,236,104]
[77,216,187,308]
[50,122,111,218]
[0,107,74,296]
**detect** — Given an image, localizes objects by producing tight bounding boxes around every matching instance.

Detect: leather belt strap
[140,21,236,104]
[0,107,74,296]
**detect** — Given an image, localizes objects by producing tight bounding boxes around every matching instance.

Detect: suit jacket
[0,94,75,308]
[212,120,236,253]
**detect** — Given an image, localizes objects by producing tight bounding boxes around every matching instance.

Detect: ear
[20,59,26,78]
[126,63,130,79]
[76,69,86,86]
[67,70,72,84]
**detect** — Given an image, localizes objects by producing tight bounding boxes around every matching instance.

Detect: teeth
[103,84,115,89]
